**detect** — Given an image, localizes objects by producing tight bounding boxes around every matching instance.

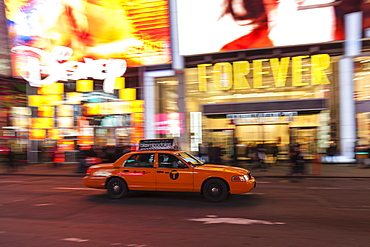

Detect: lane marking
[307,187,344,190]
[0,180,22,182]
[54,187,98,191]
[34,203,55,207]
[188,215,285,225]
[61,238,89,243]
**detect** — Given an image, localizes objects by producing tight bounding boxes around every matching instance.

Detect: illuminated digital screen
[155,113,184,135]
[176,0,369,55]
[5,0,171,76]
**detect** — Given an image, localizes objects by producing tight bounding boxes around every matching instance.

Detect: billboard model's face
[5,0,172,75]
[176,0,367,56]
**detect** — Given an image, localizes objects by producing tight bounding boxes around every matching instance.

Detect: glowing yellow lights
[119,88,136,101]
[131,100,144,113]
[38,106,54,117]
[28,95,63,106]
[28,95,41,107]
[115,77,125,89]
[66,92,83,104]
[57,117,74,128]
[198,54,331,92]
[57,105,74,117]
[38,83,64,94]
[30,129,46,140]
[82,101,143,115]
[31,118,54,129]
[76,80,93,92]
[48,129,62,139]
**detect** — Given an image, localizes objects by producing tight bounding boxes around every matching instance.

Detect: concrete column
[169,0,188,149]
[339,58,356,161]
[339,12,362,161]
[143,70,174,139]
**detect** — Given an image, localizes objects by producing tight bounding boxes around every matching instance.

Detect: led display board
[5,0,171,75]
[177,0,369,55]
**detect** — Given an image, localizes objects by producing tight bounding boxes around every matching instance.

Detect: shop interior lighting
[205,91,303,100]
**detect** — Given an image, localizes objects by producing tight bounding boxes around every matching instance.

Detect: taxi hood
[200,163,250,174]
[90,163,114,169]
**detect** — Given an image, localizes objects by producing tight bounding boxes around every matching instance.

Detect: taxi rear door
[155,153,194,192]
[120,152,156,191]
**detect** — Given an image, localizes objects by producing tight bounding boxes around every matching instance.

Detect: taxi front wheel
[107,178,128,199]
[203,178,228,202]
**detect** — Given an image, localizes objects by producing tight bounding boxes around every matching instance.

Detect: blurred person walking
[326,142,337,163]
[76,144,88,173]
[255,144,267,170]
[7,147,16,172]
[289,144,305,175]
[208,142,222,164]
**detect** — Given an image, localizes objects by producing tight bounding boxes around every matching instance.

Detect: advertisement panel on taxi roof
[5,0,171,75]
[176,0,369,55]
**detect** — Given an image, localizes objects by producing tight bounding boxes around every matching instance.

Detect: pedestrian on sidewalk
[326,142,337,163]
[76,144,88,173]
[289,144,305,175]
[253,144,267,171]
[7,147,16,172]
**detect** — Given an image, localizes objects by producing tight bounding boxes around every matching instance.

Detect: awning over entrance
[203,98,328,116]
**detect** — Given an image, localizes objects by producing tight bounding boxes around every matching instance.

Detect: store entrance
[203,129,235,161]
[290,127,317,160]
[234,124,290,164]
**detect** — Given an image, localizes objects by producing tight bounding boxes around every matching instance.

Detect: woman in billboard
[5,0,171,66]
[219,0,366,52]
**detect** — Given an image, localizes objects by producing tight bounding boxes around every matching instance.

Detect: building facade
[159,0,370,162]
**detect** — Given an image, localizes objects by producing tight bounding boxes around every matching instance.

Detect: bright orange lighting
[30,129,46,140]
[31,118,54,129]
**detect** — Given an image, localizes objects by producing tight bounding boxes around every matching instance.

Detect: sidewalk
[1,162,370,178]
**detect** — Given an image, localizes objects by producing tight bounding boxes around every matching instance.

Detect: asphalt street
[1,175,370,247]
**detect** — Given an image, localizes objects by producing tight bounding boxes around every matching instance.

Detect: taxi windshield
[177,152,204,166]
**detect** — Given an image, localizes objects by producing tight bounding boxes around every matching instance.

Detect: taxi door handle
[156,171,164,173]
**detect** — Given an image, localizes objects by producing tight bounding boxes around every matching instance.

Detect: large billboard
[177,0,368,55]
[5,0,171,74]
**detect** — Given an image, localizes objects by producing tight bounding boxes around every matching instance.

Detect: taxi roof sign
[138,139,178,151]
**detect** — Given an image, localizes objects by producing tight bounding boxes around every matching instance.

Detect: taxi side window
[158,154,188,169]
[124,153,154,168]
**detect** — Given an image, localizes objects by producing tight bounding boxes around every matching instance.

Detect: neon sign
[11,46,127,94]
[198,54,331,92]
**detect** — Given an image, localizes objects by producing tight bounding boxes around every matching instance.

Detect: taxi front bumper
[229,177,256,195]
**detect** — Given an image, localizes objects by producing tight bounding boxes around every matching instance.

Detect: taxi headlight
[231,175,249,182]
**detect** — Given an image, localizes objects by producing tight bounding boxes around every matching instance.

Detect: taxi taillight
[86,168,91,175]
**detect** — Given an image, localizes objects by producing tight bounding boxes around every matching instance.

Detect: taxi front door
[155,153,194,192]
[121,153,156,191]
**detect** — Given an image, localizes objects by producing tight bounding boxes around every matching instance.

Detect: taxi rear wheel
[203,178,228,202]
[107,178,128,199]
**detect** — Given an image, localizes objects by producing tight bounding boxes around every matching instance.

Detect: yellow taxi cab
[83,139,256,202]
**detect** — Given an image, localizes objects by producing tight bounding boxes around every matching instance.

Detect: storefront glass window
[184,55,337,160]
[354,60,370,101]
[354,59,370,145]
